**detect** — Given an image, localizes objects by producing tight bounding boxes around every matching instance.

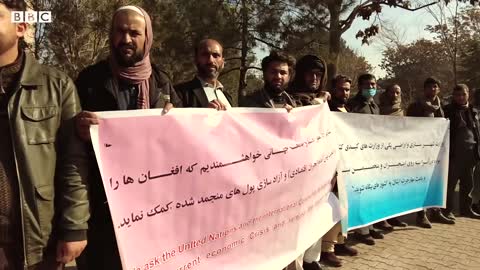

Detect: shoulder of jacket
[174,77,199,92]
[76,60,109,81]
[39,64,72,83]
[151,64,172,85]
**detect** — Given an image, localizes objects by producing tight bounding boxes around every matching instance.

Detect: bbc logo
[11,11,52,23]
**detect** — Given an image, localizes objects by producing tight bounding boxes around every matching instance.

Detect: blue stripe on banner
[346,169,445,228]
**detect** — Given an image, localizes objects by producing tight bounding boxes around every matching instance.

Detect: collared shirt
[198,77,231,109]
[338,107,347,113]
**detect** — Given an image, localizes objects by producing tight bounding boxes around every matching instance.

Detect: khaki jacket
[7,53,89,268]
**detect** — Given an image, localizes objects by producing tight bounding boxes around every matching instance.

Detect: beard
[306,82,319,92]
[333,95,347,105]
[265,81,286,95]
[197,64,220,80]
[392,96,401,105]
[113,43,144,67]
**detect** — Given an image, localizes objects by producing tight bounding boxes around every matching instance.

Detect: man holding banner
[175,39,233,109]
[443,84,480,219]
[348,74,388,245]
[407,77,455,228]
[74,5,177,270]
[240,51,296,110]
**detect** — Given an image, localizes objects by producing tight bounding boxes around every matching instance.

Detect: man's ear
[16,22,27,38]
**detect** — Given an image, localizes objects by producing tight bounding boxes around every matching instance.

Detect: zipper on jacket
[8,86,28,270]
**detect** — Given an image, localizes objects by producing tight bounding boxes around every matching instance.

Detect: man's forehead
[269,61,289,70]
[113,11,145,29]
[199,42,222,53]
[0,3,9,13]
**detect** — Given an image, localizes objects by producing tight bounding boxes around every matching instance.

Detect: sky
[342,5,438,78]
[252,2,467,78]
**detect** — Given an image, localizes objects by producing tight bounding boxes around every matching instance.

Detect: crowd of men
[1,1,480,270]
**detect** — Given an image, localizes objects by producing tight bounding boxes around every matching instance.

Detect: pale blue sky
[343,5,438,78]
[254,2,465,78]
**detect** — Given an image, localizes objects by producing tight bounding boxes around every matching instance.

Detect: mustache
[203,64,218,70]
[117,43,136,50]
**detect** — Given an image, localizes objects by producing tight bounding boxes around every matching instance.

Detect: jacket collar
[191,77,209,107]
[20,53,44,87]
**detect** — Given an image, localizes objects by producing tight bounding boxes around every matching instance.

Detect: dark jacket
[347,93,379,115]
[328,98,349,112]
[406,98,445,118]
[175,77,233,108]
[8,53,89,267]
[444,103,480,160]
[239,88,296,108]
[75,59,179,270]
[75,59,181,111]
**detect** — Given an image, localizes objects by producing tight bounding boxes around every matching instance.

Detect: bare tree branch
[252,36,282,50]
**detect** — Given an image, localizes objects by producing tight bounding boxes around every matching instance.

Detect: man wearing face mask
[347,74,391,245]
[288,55,330,106]
[348,73,379,114]
[239,51,295,110]
[175,39,232,109]
[74,6,180,270]
[443,84,480,219]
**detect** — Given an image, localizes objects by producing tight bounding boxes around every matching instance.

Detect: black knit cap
[295,55,325,74]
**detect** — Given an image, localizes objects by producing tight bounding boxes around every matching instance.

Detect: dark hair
[261,51,296,74]
[424,77,441,89]
[357,73,376,87]
[0,0,27,11]
[194,39,223,57]
[453,84,469,93]
[332,75,352,87]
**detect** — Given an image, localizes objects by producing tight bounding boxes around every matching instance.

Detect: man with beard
[240,51,297,269]
[443,84,480,219]
[379,84,404,116]
[175,39,232,109]
[329,75,351,112]
[288,55,330,106]
[406,77,455,228]
[74,6,180,270]
[378,84,410,228]
[288,62,355,269]
[0,1,89,269]
[240,51,295,109]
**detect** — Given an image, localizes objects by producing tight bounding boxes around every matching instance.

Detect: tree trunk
[238,0,249,103]
[327,2,342,89]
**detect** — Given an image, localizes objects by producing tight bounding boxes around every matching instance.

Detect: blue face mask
[362,88,377,98]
